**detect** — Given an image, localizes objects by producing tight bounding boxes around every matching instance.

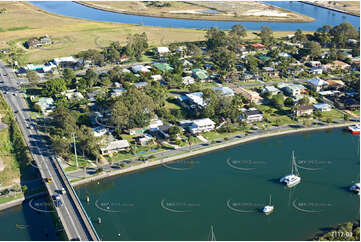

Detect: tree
[51,135,71,159]
[33,103,42,113]
[78,49,105,66]
[168,126,182,140]
[26,70,40,82]
[125,32,148,61]
[77,126,101,159]
[211,47,236,72]
[50,106,78,136]
[271,93,284,109]
[260,26,274,47]
[294,29,307,43]
[284,97,294,107]
[303,119,312,127]
[298,96,310,105]
[42,78,67,97]
[187,43,202,57]
[230,24,247,38]
[62,68,76,84]
[205,27,227,50]
[344,113,351,121]
[304,41,322,60]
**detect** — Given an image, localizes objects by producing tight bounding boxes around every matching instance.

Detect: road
[0,62,99,241]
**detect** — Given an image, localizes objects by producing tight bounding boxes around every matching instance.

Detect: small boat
[263,194,274,215]
[280,151,301,188]
[349,183,360,195]
[348,124,360,134]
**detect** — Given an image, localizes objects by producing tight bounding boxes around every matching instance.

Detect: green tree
[62,68,76,84]
[271,93,284,109]
[125,32,148,61]
[211,47,236,72]
[206,27,227,50]
[260,26,274,47]
[42,78,67,97]
[284,97,294,107]
[294,29,307,43]
[26,70,40,82]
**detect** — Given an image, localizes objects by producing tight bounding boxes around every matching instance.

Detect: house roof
[250,43,265,48]
[244,109,263,116]
[186,92,206,107]
[296,105,313,111]
[157,46,170,54]
[101,140,130,152]
[134,82,148,88]
[307,77,327,87]
[212,86,234,96]
[192,68,208,79]
[192,118,215,126]
[131,65,149,73]
[263,86,279,93]
[313,103,331,109]
[153,62,173,72]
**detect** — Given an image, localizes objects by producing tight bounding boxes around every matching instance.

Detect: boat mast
[291,151,294,175]
[292,151,300,176]
[209,225,216,241]
[269,194,272,206]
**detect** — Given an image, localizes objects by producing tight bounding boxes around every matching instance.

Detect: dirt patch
[0,158,4,172]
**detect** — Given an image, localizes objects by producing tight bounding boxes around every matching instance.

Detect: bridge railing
[53,156,100,241]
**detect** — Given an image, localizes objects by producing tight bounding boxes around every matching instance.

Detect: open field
[310,1,360,16]
[77,1,314,22]
[0,2,311,64]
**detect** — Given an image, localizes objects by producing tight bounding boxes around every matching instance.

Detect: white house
[189,118,215,134]
[182,76,195,85]
[157,46,170,55]
[131,65,150,73]
[307,77,328,92]
[93,126,108,137]
[212,86,235,96]
[185,92,206,108]
[313,103,332,112]
[240,108,263,123]
[261,86,280,95]
[151,74,163,82]
[53,56,77,66]
[309,66,323,75]
[100,140,130,155]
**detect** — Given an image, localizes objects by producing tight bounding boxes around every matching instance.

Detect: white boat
[350,183,360,195]
[348,123,360,134]
[280,151,301,187]
[263,194,274,215]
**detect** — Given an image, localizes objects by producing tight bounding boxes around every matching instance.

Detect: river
[29,1,360,31]
[74,128,359,241]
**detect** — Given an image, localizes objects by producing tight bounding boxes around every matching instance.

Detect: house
[325,80,345,89]
[182,76,195,85]
[307,77,328,92]
[158,124,171,139]
[157,46,170,55]
[126,127,146,135]
[136,134,154,146]
[111,88,126,97]
[131,65,150,73]
[332,60,350,70]
[258,55,271,62]
[189,118,215,134]
[185,92,206,108]
[181,59,193,68]
[119,55,129,63]
[306,61,321,67]
[233,87,263,104]
[294,105,313,117]
[212,86,234,97]
[240,108,263,123]
[192,68,208,81]
[347,39,358,45]
[35,97,54,113]
[279,52,291,58]
[63,90,84,100]
[53,56,77,67]
[150,74,163,82]
[282,84,306,96]
[148,119,164,131]
[25,35,52,49]
[262,67,279,78]
[309,66,323,75]
[262,86,280,95]
[152,62,173,72]
[93,126,108,137]
[313,103,331,112]
[100,140,130,155]
[133,82,148,89]
[250,43,265,49]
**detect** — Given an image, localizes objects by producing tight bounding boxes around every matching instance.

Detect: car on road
[45,177,52,183]
[3,73,8,77]
[52,194,63,207]
[59,187,66,195]
[14,110,18,114]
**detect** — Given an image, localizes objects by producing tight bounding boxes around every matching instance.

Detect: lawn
[257,104,296,126]
[0,2,312,64]
[352,109,360,116]
[319,109,345,121]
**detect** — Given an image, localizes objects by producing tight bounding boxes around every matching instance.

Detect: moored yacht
[350,183,360,195]
[263,194,274,215]
[280,151,301,187]
[348,123,360,134]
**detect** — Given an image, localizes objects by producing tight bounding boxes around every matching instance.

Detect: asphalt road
[0,62,97,241]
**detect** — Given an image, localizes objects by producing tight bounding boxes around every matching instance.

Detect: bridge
[0,62,99,241]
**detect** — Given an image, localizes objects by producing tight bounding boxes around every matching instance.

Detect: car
[60,187,66,195]
[3,74,8,77]
[45,177,52,183]
[14,110,18,114]
[52,194,60,201]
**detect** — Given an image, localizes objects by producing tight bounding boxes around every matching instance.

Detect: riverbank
[300,1,360,17]
[76,1,314,23]
[71,122,357,187]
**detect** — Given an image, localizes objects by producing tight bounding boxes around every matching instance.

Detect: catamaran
[348,123,360,134]
[280,151,301,187]
[262,194,274,215]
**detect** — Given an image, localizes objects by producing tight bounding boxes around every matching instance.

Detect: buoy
[97,217,102,224]
[118,233,120,237]
[86,196,90,203]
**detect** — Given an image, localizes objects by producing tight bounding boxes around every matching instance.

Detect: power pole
[72,132,78,168]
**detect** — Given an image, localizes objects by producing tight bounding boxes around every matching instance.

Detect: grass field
[0,2,310,64]
[77,1,314,22]
[316,1,360,16]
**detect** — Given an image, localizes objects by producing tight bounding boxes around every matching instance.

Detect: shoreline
[300,1,360,17]
[75,1,315,23]
[71,122,356,187]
